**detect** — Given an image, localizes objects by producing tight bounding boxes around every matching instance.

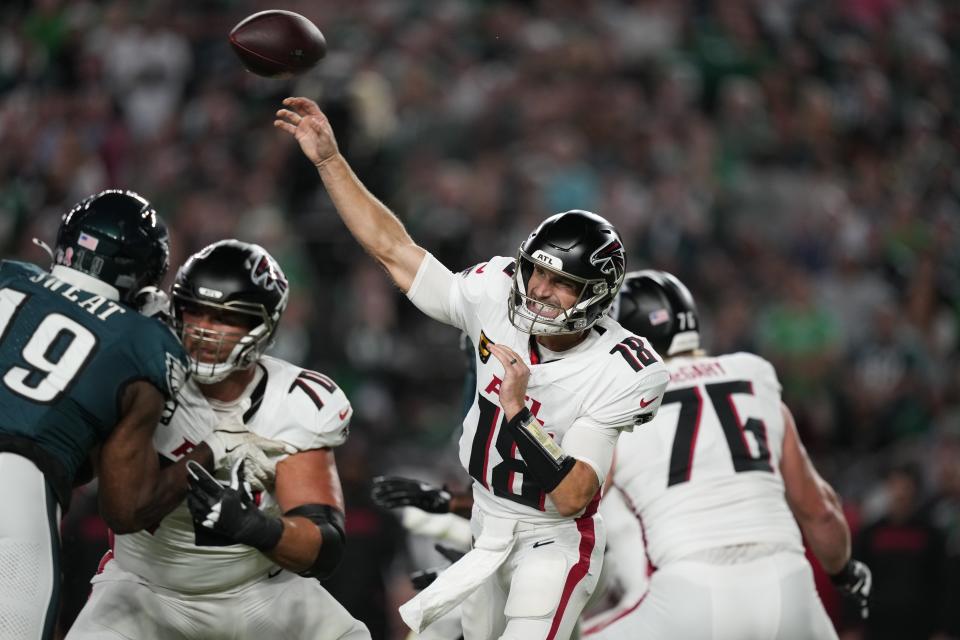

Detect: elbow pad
[506,408,576,492]
[284,504,346,579]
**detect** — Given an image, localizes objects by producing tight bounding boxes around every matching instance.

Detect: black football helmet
[612,270,700,357]
[171,240,289,383]
[54,189,169,304]
[508,210,626,335]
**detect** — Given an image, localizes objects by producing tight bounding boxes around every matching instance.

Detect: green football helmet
[54,190,170,304]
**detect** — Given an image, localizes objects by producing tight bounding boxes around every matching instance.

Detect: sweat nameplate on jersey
[28,271,127,321]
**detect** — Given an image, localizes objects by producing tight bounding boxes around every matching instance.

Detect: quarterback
[583,271,872,639]
[67,241,370,639]
[276,97,669,640]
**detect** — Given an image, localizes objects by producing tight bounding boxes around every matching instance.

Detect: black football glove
[830,558,872,619]
[409,545,468,591]
[434,543,466,564]
[410,568,441,591]
[371,476,451,514]
[186,458,283,552]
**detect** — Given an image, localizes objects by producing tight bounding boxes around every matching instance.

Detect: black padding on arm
[506,408,576,492]
[284,504,346,579]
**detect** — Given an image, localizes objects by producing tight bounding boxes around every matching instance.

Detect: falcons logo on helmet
[248,254,288,294]
[590,237,625,278]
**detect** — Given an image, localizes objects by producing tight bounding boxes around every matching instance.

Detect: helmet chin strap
[190,358,236,384]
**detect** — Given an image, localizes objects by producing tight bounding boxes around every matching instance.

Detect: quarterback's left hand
[186,459,284,552]
[830,558,872,619]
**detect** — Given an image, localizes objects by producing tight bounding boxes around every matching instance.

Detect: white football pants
[582,549,837,640]
[460,510,605,640]
[67,558,371,639]
[0,453,61,640]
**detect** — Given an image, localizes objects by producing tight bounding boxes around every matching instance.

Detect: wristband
[506,407,576,492]
[243,513,285,552]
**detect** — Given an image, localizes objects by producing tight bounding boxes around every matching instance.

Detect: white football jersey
[113,355,352,594]
[408,255,669,523]
[612,352,803,568]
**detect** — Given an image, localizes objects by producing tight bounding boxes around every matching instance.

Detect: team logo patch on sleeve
[477,330,494,364]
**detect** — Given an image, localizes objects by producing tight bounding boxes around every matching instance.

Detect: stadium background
[0,0,958,637]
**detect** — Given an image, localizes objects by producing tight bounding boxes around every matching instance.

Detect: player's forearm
[264,515,323,572]
[100,448,159,534]
[316,155,424,291]
[797,481,851,574]
[132,444,215,530]
[550,461,600,517]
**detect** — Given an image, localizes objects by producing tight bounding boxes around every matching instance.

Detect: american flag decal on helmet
[77,232,99,251]
[648,308,670,326]
[589,237,625,278]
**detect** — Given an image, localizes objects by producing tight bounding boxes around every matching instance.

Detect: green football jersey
[0,260,187,491]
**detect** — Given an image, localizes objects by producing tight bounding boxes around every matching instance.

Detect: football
[228,10,326,78]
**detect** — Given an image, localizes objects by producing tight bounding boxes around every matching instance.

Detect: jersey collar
[51,265,120,301]
[531,328,600,363]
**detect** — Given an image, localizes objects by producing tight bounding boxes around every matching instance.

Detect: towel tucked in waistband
[399,515,518,633]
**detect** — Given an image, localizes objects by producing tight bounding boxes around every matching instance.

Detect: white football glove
[134,286,171,321]
[203,425,297,492]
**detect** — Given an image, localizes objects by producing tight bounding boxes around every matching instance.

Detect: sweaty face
[180,304,258,364]
[525,265,583,319]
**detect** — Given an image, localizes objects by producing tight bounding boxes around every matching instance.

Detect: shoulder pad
[128,318,188,400]
[0,259,45,283]
[725,352,781,392]
[450,255,516,310]
[277,367,352,450]
[584,344,670,430]
[605,330,663,375]
[457,256,516,280]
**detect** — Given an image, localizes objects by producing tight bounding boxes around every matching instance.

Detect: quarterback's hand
[274,97,340,168]
[186,459,283,552]
[371,476,452,514]
[488,344,530,420]
[203,426,296,492]
[830,559,872,619]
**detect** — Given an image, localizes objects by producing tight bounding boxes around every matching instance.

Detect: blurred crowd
[1,0,958,638]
